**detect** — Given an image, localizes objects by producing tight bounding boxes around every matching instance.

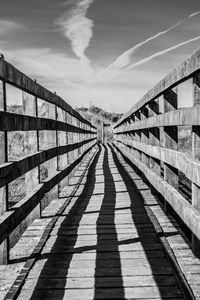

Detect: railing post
[126,115,136,158]
[13,91,41,235]
[148,100,160,175]
[77,120,81,156]
[0,79,9,264]
[135,130,141,161]
[75,119,79,157]
[67,114,74,180]
[47,105,58,201]
[57,107,68,196]
[163,88,178,213]
[39,102,58,205]
[141,107,149,167]
[134,112,141,160]
[192,71,200,257]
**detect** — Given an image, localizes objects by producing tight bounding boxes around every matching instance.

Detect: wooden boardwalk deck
[2,144,200,299]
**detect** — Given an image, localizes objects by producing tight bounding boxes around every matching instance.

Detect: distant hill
[76,105,122,126]
[76,106,123,143]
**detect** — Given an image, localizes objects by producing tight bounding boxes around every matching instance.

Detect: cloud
[126,35,200,70]
[0,20,24,37]
[56,0,94,73]
[1,45,82,90]
[100,10,200,76]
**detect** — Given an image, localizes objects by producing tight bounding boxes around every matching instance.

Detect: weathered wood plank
[192,71,200,256]
[0,138,96,188]
[16,287,183,300]
[116,136,200,188]
[115,142,200,243]
[0,111,96,133]
[0,144,96,244]
[115,105,200,133]
[0,79,8,264]
[113,146,198,299]
[11,144,184,300]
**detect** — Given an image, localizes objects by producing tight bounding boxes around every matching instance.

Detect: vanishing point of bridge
[1,49,200,299]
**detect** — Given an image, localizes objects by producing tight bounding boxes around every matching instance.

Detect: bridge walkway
[2,144,200,300]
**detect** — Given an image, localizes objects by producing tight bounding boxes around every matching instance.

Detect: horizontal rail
[114,48,200,128]
[0,56,95,129]
[0,55,97,264]
[115,106,200,133]
[0,111,96,133]
[0,138,96,188]
[114,48,200,256]
[115,142,200,244]
[116,137,200,188]
[0,142,96,245]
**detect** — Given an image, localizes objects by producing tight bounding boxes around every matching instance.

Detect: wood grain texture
[0,143,96,245]
[116,137,200,188]
[114,105,200,134]
[0,111,97,133]
[8,144,185,300]
[115,142,200,244]
[0,138,96,188]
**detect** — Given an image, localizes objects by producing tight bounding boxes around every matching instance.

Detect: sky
[0,0,200,113]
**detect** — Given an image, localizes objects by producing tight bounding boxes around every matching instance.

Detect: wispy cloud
[56,0,94,77]
[1,44,81,88]
[0,20,25,37]
[126,35,200,70]
[101,10,200,75]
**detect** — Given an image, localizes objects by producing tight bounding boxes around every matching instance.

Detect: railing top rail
[0,55,96,129]
[114,48,200,129]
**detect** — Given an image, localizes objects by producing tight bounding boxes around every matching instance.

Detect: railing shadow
[23,142,184,299]
[94,144,124,299]
[108,143,183,299]
[28,145,102,299]
[112,142,192,247]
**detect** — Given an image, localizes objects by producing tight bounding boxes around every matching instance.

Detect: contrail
[104,10,200,71]
[125,36,200,70]
[56,0,94,70]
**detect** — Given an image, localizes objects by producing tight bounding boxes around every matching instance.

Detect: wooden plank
[115,105,200,133]
[16,287,183,300]
[22,275,177,289]
[9,91,41,250]
[115,142,200,243]
[116,137,200,188]
[12,144,184,300]
[3,144,99,300]
[0,138,96,188]
[0,79,8,264]
[4,144,192,300]
[0,144,96,244]
[0,111,96,133]
[113,147,196,299]
[2,148,98,299]
[192,71,200,256]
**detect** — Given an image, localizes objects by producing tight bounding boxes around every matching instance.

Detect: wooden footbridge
[1,50,200,299]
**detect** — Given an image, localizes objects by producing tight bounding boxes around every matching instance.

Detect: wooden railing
[0,55,97,263]
[114,48,200,256]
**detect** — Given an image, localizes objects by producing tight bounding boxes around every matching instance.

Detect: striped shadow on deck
[14,144,186,300]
